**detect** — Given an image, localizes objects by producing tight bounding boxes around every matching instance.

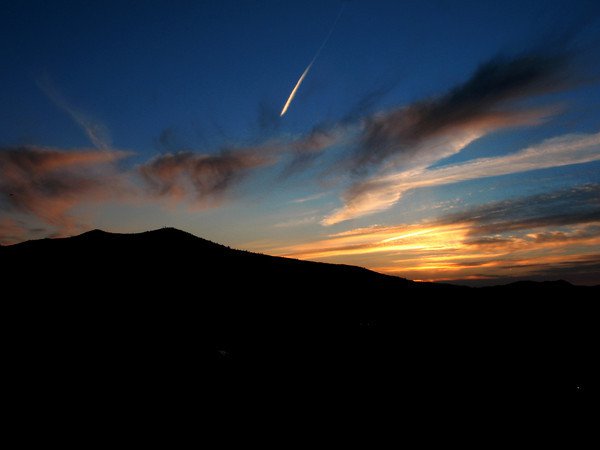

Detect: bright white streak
[280,4,346,117]
[280,62,314,116]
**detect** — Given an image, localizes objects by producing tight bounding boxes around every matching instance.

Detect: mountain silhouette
[2,228,597,409]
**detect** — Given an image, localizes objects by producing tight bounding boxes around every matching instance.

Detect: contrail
[280,4,346,117]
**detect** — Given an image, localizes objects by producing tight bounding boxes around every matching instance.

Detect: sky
[1,0,600,285]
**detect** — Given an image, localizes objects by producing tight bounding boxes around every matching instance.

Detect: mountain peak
[142,227,196,238]
[75,227,196,240]
[68,227,225,251]
[77,229,111,238]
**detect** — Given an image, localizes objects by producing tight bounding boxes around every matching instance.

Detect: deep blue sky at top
[3,0,599,158]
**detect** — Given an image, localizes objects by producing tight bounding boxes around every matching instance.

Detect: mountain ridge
[1,226,597,404]
[2,227,594,289]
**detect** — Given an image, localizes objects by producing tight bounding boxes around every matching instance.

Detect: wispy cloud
[278,124,353,178]
[0,140,283,238]
[138,149,275,206]
[351,51,571,173]
[324,131,600,224]
[0,218,28,245]
[0,146,129,233]
[274,215,320,228]
[445,184,600,236]
[301,45,596,225]
[271,184,600,284]
[290,193,325,204]
[37,77,112,150]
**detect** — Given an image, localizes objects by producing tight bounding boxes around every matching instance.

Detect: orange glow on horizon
[261,221,600,283]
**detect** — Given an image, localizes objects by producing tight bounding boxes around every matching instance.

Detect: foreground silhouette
[2,228,597,410]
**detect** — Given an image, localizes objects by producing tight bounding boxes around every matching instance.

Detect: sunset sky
[2,0,600,284]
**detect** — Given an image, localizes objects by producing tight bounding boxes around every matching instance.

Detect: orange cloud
[270,220,600,283]
[0,146,130,235]
[263,185,600,284]
[0,218,28,245]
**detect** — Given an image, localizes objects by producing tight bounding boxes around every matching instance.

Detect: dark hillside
[2,228,596,409]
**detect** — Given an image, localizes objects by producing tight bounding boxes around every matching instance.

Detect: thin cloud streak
[290,193,325,204]
[37,77,112,150]
[270,184,600,284]
[324,131,600,225]
[274,214,320,228]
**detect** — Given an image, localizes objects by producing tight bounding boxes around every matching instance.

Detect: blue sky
[1,0,600,284]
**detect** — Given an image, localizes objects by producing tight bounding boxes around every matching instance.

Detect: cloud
[352,51,570,171]
[290,193,325,204]
[4,41,594,250]
[313,47,591,225]
[154,127,190,153]
[274,215,319,228]
[37,77,112,150]
[139,150,274,205]
[0,138,288,238]
[341,81,399,125]
[0,218,27,245]
[324,131,600,224]
[0,146,129,232]
[0,144,279,238]
[0,218,49,245]
[270,50,572,183]
[528,225,600,244]
[445,184,600,238]
[128,50,575,197]
[274,120,361,179]
[268,184,600,285]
